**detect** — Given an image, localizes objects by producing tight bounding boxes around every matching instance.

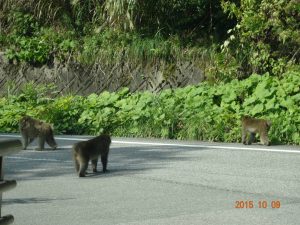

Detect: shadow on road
[112,145,206,163]
[4,144,205,180]
[85,168,150,178]
[2,197,74,205]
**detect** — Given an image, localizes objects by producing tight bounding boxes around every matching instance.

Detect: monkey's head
[19,115,32,130]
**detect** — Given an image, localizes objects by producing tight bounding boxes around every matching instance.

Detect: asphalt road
[1,134,300,225]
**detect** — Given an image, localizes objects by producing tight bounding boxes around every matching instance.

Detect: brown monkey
[19,115,57,150]
[73,134,111,177]
[241,116,271,146]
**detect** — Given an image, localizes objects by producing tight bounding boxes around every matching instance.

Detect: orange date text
[235,200,281,209]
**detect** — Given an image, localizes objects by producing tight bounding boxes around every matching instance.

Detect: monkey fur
[19,115,57,150]
[73,134,111,177]
[241,116,271,146]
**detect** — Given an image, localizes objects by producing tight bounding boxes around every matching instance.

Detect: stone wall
[0,53,204,95]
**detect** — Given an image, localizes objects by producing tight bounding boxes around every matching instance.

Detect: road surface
[0,134,300,225]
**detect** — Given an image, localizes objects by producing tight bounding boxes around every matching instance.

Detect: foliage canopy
[0,0,298,81]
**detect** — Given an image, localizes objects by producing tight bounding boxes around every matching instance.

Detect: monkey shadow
[268,139,283,146]
[244,141,281,146]
[85,168,149,178]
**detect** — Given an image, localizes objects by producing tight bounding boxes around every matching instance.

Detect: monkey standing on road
[241,116,272,146]
[19,115,57,150]
[73,134,111,177]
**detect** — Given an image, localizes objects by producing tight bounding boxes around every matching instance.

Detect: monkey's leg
[91,159,98,173]
[73,154,80,173]
[242,129,247,145]
[248,133,255,145]
[260,132,270,146]
[21,134,29,150]
[101,153,109,173]
[78,158,89,177]
[36,136,45,151]
[29,138,34,144]
[23,137,34,149]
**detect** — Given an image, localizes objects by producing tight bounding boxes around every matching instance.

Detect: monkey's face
[20,116,31,130]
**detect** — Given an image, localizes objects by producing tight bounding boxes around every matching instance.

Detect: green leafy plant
[220,0,300,77]
[0,71,299,144]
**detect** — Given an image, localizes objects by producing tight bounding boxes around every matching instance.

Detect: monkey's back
[19,116,54,138]
[241,116,270,133]
[73,134,111,158]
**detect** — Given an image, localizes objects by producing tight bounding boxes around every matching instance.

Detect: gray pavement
[1,134,300,225]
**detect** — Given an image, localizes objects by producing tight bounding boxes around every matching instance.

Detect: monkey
[241,116,272,146]
[19,115,57,150]
[72,134,111,177]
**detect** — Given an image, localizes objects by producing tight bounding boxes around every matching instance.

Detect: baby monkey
[241,116,271,146]
[73,134,111,177]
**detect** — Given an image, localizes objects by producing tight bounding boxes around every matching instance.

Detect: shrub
[0,71,299,144]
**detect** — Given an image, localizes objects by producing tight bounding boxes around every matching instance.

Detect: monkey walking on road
[19,115,57,151]
[241,116,271,146]
[73,134,111,177]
